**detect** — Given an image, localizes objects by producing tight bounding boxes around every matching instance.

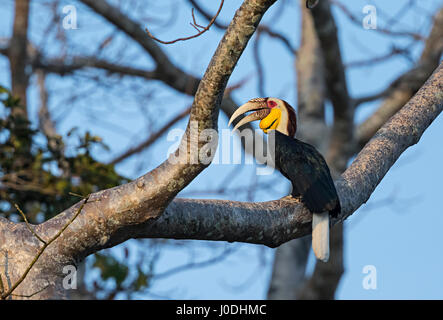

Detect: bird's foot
[280,195,302,202]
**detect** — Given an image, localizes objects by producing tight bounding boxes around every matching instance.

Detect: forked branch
[145,0,224,44]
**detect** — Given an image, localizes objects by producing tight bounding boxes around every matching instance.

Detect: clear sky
[0,0,442,299]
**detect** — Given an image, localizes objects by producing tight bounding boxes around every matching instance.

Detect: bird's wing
[274,132,338,213]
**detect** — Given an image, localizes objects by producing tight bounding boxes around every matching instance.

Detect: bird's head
[228,97,297,137]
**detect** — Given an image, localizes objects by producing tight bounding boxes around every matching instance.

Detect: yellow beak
[259,108,281,134]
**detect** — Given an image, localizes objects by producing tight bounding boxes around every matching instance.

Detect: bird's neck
[276,108,292,137]
[276,127,289,136]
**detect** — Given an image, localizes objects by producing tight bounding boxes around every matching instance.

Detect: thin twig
[345,46,411,69]
[1,195,90,300]
[330,0,424,41]
[14,204,47,245]
[154,247,234,279]
[11,283,50,298]
[188,0,297,54]
[110,106,191,165]
[145,0,224,45]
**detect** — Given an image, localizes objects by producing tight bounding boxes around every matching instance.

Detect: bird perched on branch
[228,97,340,262]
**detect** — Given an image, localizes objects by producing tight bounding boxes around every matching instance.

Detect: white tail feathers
[312,212,330,262]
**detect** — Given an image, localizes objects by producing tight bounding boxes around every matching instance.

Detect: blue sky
[0,0,442,299]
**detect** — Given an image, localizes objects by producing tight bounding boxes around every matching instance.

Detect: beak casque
[228,99,270,131]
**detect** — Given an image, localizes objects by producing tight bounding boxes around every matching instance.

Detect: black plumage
[271,130,340,217]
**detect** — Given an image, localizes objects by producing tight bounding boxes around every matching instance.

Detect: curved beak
[228,100,270,131]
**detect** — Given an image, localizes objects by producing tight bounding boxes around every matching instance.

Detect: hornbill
[228,97,340,262]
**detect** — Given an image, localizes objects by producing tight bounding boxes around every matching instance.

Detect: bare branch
[345,46,412,69]
[310,0,353,171]
[356,8,443,149]
[145,0,224,45]
[330,0,425,41]
[188,0,297,54]
[154,247,233,280]
[14,204,47,245]
[110,106,191,165]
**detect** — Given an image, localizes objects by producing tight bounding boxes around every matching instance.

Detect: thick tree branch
[32,56,158,79]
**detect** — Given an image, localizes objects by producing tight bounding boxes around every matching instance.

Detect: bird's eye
[268,100,277,108]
